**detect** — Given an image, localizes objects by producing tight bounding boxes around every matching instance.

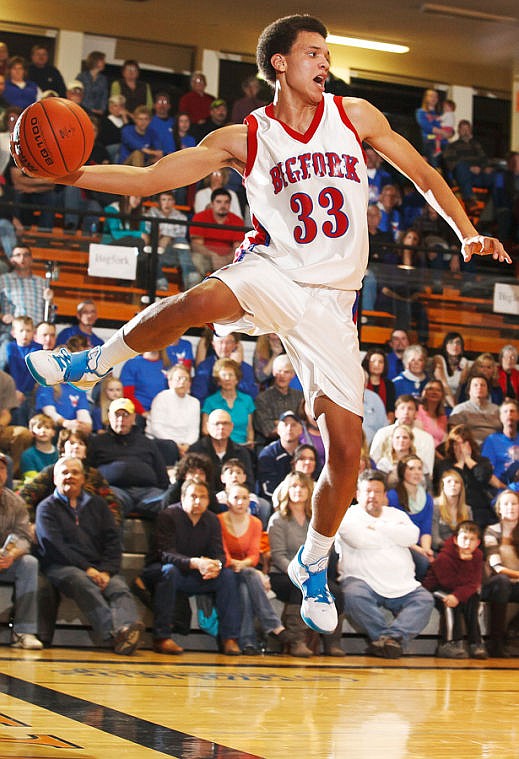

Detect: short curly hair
[256,15,328,86]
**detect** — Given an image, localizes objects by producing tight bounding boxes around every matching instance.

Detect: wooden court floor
[0,647,517,759]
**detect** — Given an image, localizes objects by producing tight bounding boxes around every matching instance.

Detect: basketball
[10,97,94,178]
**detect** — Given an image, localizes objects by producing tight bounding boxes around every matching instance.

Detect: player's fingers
[462,235,512,264]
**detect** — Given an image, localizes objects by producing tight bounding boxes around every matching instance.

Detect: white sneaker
[11,632,44,650]
[25,346,110,390]
[288,546,338,634]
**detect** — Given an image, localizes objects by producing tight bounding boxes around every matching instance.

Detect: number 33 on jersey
[238,93,369,292]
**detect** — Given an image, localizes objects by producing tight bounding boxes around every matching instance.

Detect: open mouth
[313,75,325,89]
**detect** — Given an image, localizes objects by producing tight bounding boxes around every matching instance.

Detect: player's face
[277,31,330,104]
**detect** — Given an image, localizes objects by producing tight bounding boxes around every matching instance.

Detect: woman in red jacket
[498,344,519,401]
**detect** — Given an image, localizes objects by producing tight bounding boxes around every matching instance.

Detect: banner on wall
[88,244,138,280]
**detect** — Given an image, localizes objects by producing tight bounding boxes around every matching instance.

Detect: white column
[55,31,84,88]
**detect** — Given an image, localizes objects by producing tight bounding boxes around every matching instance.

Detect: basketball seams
[13,98,94,178]
[20,102,48,174]
[40,100,69,175]
[69,104,90,166]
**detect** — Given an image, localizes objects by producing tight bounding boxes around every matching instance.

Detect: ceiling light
[327,34,409,54]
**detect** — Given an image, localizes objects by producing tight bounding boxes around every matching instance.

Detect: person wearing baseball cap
[257,412,303,507]
[0,450,42,649]
[191,97,229,143]
[87,396,169,518]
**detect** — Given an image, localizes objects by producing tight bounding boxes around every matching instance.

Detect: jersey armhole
[244,114,258,178]
[333,95,367,163]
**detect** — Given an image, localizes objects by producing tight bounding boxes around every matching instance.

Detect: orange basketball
[10,98,94,178]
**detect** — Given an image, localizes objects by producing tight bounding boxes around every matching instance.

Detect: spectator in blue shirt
[482,400,519,484]
[56,300,104,349]
[118,106,163,166]
[150,91,175,155]
[192,332,258,404]
[6,316,39,426]
[20,413,58,484]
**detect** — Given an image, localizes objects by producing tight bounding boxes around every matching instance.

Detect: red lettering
[312,152,326,177]
[270,166,284,195]
[343,155,360,182]
[325,152,344,178]
[285,157,301,183]
[298,153,311,180]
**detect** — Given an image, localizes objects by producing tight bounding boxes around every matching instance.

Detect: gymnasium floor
[0,647,517,759]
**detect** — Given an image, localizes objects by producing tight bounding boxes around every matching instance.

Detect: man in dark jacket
[87,397,169,517]
[36,456,143,654]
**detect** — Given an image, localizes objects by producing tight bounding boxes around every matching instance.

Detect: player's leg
[288,396,362,633]
[26,278,244,389]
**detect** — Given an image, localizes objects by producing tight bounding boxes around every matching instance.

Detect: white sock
[96,329,139,374]
[301,526,335,567]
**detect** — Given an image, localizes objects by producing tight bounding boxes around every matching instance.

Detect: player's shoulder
[339,96,388,138]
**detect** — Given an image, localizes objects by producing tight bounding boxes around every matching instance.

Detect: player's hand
[461,235,512,264]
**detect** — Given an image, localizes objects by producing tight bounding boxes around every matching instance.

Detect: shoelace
[51,348,72,380]
[302,566,334,604]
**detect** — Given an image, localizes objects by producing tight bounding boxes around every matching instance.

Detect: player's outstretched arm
[57,124,248,199]
[346,98,511,265]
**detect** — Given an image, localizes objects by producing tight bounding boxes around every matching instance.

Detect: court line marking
[0,672,265,759]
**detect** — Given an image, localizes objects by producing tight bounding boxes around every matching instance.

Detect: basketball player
[26,15,510,635]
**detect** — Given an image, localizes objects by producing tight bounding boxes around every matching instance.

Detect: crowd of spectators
[0,276,515,659]
[0,44,517,659]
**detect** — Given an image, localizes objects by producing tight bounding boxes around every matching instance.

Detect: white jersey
[238,93,369,291]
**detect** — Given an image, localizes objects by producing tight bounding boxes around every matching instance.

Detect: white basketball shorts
[211,254,364,418]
